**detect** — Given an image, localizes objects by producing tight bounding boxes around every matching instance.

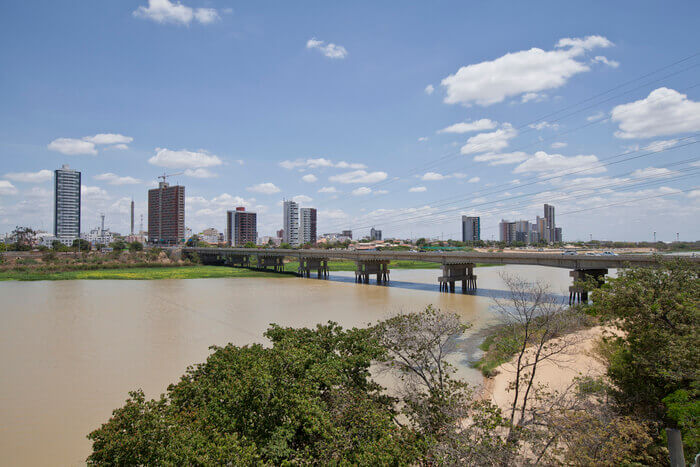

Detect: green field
[0,265,283,281]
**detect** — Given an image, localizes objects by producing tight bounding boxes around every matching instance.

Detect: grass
[0,265,283,281]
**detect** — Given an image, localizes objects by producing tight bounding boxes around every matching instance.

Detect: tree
[11,226,35,250]
[279,242,292,249]
[72,238,90,250]
[416,238,427,247]
[110,240,127,251]
[185,235,201,247]
[128,241,143,252]
[590,258,699,457]
[0,242,6,252]
[88,322,418,465]
[243,241,256,248]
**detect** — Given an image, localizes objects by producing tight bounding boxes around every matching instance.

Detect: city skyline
[1,1,700,241]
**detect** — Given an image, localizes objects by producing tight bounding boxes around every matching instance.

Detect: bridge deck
[184,247,696,270]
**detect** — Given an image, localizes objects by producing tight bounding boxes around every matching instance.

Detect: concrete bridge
[182,247,697,303]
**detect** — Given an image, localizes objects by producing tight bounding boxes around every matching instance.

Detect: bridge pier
[257,255,285,273]
[224,254,250,268]
[569,268,607,304]
[355,260,390,284]
[439,262,477,293]
[298,257,329,279]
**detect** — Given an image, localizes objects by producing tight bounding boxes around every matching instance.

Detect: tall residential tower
[283,200,299,246]
[148,181,185,245]
[299,207,317,245]
[54,164,81,240]
[226,207,257,246]
[461,216,480,242]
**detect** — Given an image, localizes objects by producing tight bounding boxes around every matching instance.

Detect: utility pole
[676,232,679,242]
[653,231,657,242]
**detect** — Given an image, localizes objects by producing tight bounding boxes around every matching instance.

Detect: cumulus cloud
[306,38,347,59]
[630,167,676,179]
[521,92,547,103]
[611,87,700,139]
[83,133,133,145]
[247,182,281,195]
[352,187,372,196]
[643,139,679,152]
[586,111,605,122]
[279,158,366,170]
[473,151,529,165]
[94,173,142,185]
[48,138,97,155]
[468,177,480,183]
[424,84,435,95]
[133,0,220,25]
[4,169,53,183]
[0,180,18,195]
[329,170,388,184]
[513,151,605,175]
[184,168,217,178]
[441,35,612,106]
[318,186,337,193]
[421,172,445,181]
[438,119,498,134]
[81,185,110,200]
[409,186,427,192]
[592,55,619,68]
[460,123,518,154]
[551,142,568,149]
[148,147,222,168]
[292,194,313,204]
[417,136,428,142]
[301,174,318,183]
[529,121,559,130]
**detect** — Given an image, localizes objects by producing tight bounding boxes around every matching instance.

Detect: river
[0,265,573,466]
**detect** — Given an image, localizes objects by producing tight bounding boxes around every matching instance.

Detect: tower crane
[158,172,184,183]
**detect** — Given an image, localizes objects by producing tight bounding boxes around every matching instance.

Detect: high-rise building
[544,204,555,229]
[370,227,382,241]
[461,216,480,242]
[283,200,299,246]
[341,229,353,239]
[299,207,317,245]
[148,181,185,245]
[499,220,516,244]
[226,207,257,246]
[54,164,81,240]
[554,227,562,243]
[130,199,135,235]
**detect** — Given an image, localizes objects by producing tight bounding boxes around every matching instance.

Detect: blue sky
[1,0,699,241]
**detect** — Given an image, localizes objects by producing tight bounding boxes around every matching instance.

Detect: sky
[1,0,699,242]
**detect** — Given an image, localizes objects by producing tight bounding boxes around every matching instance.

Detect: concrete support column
[355,260,390,284]
[569,268,607,304]
[439,263,476,293]
[298,258,329,279]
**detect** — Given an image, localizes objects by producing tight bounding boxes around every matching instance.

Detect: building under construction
[148,180,185,245]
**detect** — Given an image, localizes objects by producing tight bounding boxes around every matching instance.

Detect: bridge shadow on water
[321,273,568,302]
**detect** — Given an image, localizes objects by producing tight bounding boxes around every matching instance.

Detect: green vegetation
[0,265,282,281]
[590,258,699,460]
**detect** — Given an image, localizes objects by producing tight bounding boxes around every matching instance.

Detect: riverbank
[0,265,283,281]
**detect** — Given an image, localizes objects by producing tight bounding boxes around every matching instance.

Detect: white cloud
[292,194,313,204]
[612,88,700,139]
[468,177,480,183]
[48,138,97,155]
[409,186,427,192]
[247,182,281,195]
[586,111,605,122]
[0,180,18,195]
[184,168,217,178]
[643,139,678,152]
[513,150,605,175]
[592,55,619,68]
[320,209,348,219]
[94,173,142,185]
[83,133,133,145]
[329,170,388,184]
[81,185,109,200]
[109,144,129,150]
[630,167,676,179]
[460,123,518,154]
[551,142,568,149]
[133,0,219,25]
[306,38,347,59]
[301,174,318,183]
[148,147,222,168]
[529,121,559,130]
[279,158,366,170]
[421,172,445,181]
[424,84,435,95]
[318,186,337,193]
[688,190,700,199]
[521,92,547,103]
[4,169,52,183]
[438,118,498,134]
[352,187,372,196]
[417,136,428,142]
[441,35,612,106]
[473,151,529,165]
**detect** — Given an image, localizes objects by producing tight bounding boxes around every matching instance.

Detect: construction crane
[158,172,184,183]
